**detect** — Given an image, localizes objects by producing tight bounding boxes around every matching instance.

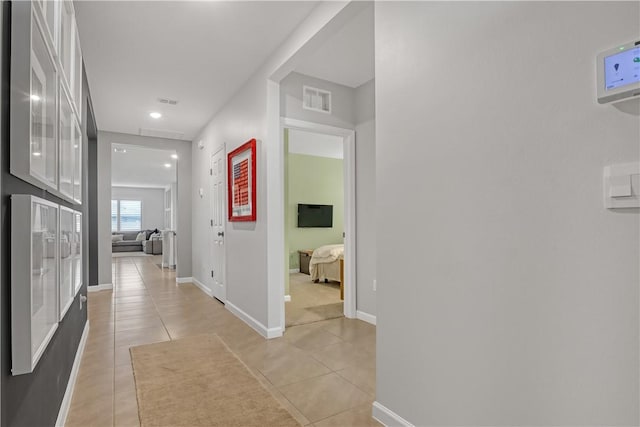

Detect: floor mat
[130,334,301,427]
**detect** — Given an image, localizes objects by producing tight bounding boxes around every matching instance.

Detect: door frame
[210,145,227,303]
[280,117,357,329]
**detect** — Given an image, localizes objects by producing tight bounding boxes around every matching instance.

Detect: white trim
[183,277,214,298]
[280,118,357,320]
[372,402,414,427]
[87,283,112,292]
[210,144,227,304]
[267,79,286,334]
[284,295,291,302]
[175,276,193,284]
[289,268,300,274]
[225,300,283,339]
[55,321,90,427]
[356,310,376,326]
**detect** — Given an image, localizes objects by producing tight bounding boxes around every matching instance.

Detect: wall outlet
[373,279,377,291]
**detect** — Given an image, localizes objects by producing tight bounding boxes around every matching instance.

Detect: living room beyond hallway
[110,144,177,265]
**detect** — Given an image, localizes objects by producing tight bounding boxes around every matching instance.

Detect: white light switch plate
[604,162,640,208]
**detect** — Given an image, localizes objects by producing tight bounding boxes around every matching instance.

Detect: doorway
[281,119,356,329]
[110,144,178,263]
[210,146,226,303]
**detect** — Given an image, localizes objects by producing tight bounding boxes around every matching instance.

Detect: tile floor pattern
[286,272,343,327]
[65,255,380,427]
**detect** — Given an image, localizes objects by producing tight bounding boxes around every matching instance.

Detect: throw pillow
[112,234,124,242]
[135,232,146,241]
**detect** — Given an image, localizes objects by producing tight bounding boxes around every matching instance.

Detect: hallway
[65,256,379,426]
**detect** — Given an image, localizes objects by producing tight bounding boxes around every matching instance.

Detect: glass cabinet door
[72,25,83,119]
[30,199,59,364]
[11,195,60,375]
[59,85,74,199]
[59,1,73,90]
[30,15,58,188]
[59,207,74,318]
[73,120,82,203]
[35,0,58,53]
[73,211,82,294]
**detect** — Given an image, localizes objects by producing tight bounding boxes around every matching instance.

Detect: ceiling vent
[303,86,331,114]
[139,128,185,140]
[157,97,179,105]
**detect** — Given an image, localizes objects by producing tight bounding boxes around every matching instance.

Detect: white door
[210,148,226,302]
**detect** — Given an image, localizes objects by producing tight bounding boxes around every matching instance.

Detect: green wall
[287,153,344,270]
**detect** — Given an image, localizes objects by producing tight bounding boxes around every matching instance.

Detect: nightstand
[298,249,314,275]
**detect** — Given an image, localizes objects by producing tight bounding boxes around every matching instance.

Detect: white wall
[97,132,112,285]
[191,2,355,333]
[281,71,355,129]
[281,73,377,318]
[354,79,376,317]
[374,2,639,426]
[98,131,192,280]
[111,186,165,231]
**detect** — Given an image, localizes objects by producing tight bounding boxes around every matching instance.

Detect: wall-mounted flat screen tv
[297,204,333,228]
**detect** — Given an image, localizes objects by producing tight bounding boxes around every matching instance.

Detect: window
[111,200,142,232]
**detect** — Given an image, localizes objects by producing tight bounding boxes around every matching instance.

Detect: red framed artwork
[227,138,257,222]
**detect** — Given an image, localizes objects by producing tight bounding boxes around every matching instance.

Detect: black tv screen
[298,204,333,228]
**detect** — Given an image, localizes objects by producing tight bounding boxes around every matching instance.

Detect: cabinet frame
[11,195,60,376]
[10,0,83,204]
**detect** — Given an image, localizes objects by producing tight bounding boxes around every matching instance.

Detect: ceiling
[111,144,177,188]
[75,1,319,140]
[288,129,343,159]
[294,4,374,88]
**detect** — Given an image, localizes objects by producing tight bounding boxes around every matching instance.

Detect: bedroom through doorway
[284,127,348,327]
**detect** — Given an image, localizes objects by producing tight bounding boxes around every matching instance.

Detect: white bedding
[310,244,344,282]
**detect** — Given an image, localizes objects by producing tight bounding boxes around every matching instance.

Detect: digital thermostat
[597,39,640,104]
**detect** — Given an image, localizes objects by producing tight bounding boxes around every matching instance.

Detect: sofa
[112,230,162,254]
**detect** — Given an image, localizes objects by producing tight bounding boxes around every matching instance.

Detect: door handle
[217,231,224,237]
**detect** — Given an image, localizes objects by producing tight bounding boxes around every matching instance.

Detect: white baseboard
[356,310,377,325]
[175,276,193,284]
[55,321,90,427]
[284,295,291,302]
[87,283,112,292]
[225,300,282,339]
[372,401,414,427]
[289,268,300,273]
[183,277,213,298]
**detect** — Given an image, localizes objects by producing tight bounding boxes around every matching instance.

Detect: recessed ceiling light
[150,112,162,119]
[114,148,127,153]
[74,144,79,148]
[30,94,41,101]
[32,152,41,157]
[171,154,178,159]
[164,163,171,168]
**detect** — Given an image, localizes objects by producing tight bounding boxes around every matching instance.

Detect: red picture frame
[227,139,257,222]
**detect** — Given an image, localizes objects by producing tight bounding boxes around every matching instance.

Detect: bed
[309,244,345,299]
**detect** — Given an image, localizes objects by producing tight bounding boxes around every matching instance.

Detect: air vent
[157,98,179,105]
[303,86,331,114]
[139,128,185,140]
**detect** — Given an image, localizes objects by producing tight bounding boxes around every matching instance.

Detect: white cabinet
[11,195,60,376]
[27,10,58,189]
[59,207,74,318]
[59,84,82,203]
[73,211,83,294]
[59,85,74,199]
[10,1,83,203]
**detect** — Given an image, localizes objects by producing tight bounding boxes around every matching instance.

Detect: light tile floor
[286,273,344,327]
[65,255,380,427]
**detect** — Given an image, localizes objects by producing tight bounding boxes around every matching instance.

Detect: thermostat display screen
[604,46,640,91]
